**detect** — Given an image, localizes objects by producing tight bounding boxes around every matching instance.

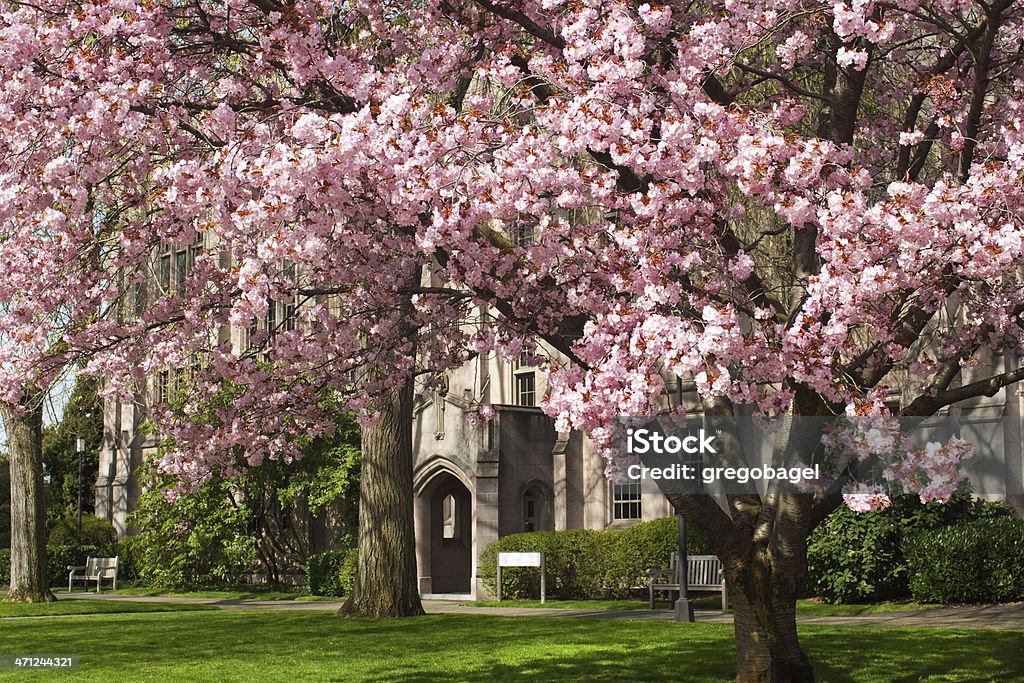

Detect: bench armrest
[68,565,87,572]
[647,568,674,580]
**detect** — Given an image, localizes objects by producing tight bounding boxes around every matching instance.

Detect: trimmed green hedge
[48,516,117,548]
[479,517,709,600]
[0,543,122,588]
[807,495,1016,603]
[306,548,357,597]
[906,517,1024,604]
[48,544,112,586]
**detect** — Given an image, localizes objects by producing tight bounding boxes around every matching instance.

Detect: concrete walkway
[60,592,347,611]
[56,592,1024,628]
[776,603,1024,629]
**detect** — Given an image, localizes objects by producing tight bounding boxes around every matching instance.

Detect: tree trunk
[672,493,816,682]
[727,552,814,683]
[340,375,424,617]
[1,394,54,603]
[668,398,820,683]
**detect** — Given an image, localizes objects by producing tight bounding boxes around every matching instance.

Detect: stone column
[473,417,500,599]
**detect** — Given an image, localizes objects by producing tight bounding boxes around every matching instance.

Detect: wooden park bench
[68,556,119,593]
[647,553,728,612]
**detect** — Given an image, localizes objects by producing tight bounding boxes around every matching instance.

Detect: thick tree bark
[672,494,816,682]
[672,394,823,681]
[339,375,424,618]
[1,393,54,603]
[727,549,814,683]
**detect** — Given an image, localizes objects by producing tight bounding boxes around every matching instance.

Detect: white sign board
[498,552,543,567]
[496,551,546,603]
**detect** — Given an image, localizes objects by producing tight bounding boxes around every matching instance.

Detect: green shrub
[479,518,710,600]
[601,517,710,598]
[339,549,357,595]
[114,534,142,583]
[307,548,357,597]
[0,543,131,588]
[807,506,906,603]
[48,515,117,548]
[479,532,546,599]
[807,495,1016,603]
[47,544,108,587]
[906,517,1024,604]
[126,477,256,590]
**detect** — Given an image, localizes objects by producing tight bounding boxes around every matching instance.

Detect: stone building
[410,346,678,598]
[95,343,1024,599]
[93,329,678,595]
[90,232,678,593]
[93,236,1024,597]
[92,235,345,573]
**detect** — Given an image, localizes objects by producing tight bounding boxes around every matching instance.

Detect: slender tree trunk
[340,374,424,617]
[1,393,54,603]
[727,550,813,683]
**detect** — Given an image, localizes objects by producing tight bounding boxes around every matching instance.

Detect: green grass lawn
[0,611,1019,682]
[0,600,217,618]
[466,597,940,616]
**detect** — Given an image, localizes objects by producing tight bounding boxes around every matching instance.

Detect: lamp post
[76,436,86,532]
[674,513,695,622]
[675,418,700,623]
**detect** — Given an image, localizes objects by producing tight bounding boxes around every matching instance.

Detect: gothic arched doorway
[422,472,472,593]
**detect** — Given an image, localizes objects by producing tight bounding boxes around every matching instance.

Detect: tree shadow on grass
[353,618,736,683]
[1,612,1020,682]
[802,626,1024,683]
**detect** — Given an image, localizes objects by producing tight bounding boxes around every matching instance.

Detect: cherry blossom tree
[0,0,469,615]
[2,0,1024,679]
[420,2,1024,679]
[0,158,121,602]
[418,2,1024,680]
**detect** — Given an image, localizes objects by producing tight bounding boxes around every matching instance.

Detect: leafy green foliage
[601,517,709,596]
[906,517,1024,604]
[483,529,609,599]
[41,375,102,526]
[807,495,1016,603]
[276,416,361,516]
[126,475,256,590]
[48,515,117,548]
[241,413,360,582]
[123,410,360,589]
[479,518,710,600]
[306,548,357,597]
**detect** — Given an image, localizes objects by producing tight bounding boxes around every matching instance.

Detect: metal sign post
[497,552,546,604]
